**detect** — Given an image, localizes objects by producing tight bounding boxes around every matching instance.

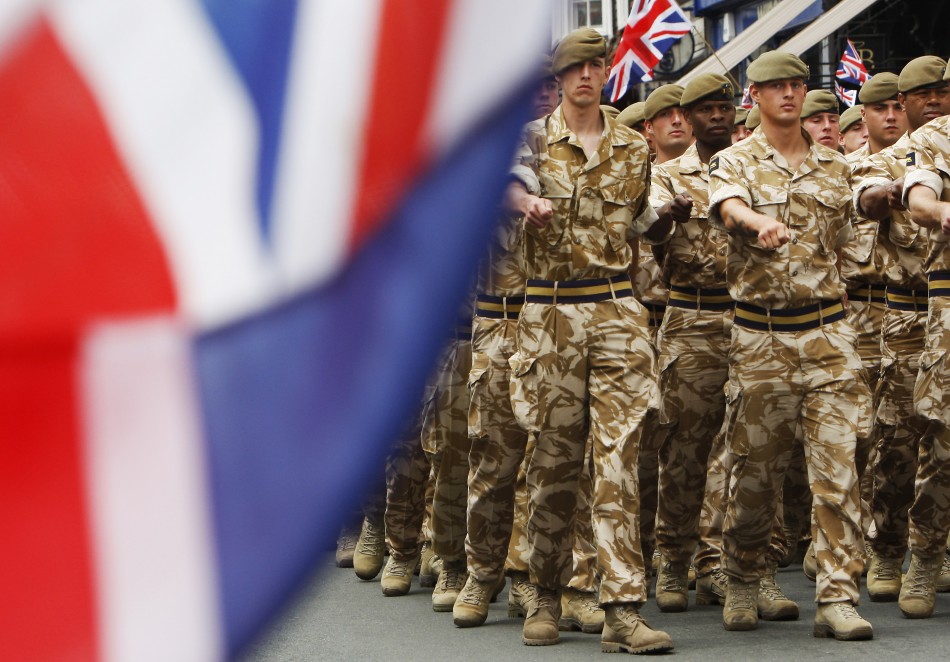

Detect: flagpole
[689,27,743,96]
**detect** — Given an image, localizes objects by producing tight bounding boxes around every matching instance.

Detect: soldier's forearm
[504,181,531,217]
[858,185,892,221]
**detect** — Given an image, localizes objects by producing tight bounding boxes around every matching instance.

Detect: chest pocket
[812,186,851,255]
[534,170,571,247]
[602,178,639,252]
[751,184,788,225]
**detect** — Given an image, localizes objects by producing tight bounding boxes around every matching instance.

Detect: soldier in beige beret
[801,89,841,151]
[745,105,761,131]
[617,101,655,156]
[839,105,868,155]
[858,72,907,157]
[708,50,874,640]
[645,84,693,164]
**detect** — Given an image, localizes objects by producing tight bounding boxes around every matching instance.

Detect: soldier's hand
[887,178,906,211]
[670,194,693,223]
[524,195,554,228]
[937,202,950,235]
[757,218,790,250]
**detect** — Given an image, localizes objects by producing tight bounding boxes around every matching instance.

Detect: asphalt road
[240,555,950,661]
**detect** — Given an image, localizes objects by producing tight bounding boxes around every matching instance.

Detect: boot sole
[558,618,603,634]
[656,600,688,613]
[722,620,758,631]
[453,614,488,628]
[381,587,410,597]
[355,569,382,581]
[523,637,559,646]
[758,608,799,621]
[867,590,899,603]
[601,640,674,654]
[432,601,457,613]
[898,606,935,619]
[813,623,873,640]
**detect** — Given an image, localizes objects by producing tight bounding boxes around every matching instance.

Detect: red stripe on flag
[349,0,453,251]
[0,17,179,659]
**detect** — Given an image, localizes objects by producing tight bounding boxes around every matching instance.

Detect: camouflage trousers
[465,316,530,582]
[509,297,658,605]
[852,299,885,537]
[385,415,431,562]
[654,306,732,564]
[722,320,870,603]
[870,307,927,558]
[910,295,950,557]
[638,413,663,568]
[423,337,472,565]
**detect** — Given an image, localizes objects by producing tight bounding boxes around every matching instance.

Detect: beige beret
[839,105,865,133]
[858,72,899,104]
[747,51,809,84]
[899,56,948,93]
[734,106,749,125]
[801,90,839,119]
[644,84,684,120]
[680,73,734,107]
[746,105,761,130]
[616,101,646,128]
[552,28,607,75]
[601,105,620,120]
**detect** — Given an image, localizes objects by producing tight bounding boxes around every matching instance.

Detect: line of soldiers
[334,28,950,655]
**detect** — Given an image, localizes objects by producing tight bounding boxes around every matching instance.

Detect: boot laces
[906,559,937,596]
[613,606,645,627]
[357,521,383,555]
[710,569,728,590]
[387,559,412,578]
[514,578,538,603]
[440,567,464,591]
[832,603,861,620]
[874,558,900,581]
[459,580,487,606]
[338,535,356,552]
[535,589,557,610]
[659,562,687,593]
[760,571,789,601]
[728,583,756,611]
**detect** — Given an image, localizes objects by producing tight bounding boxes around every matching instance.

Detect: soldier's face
[532,78,560,119]
[750,78,806,126]
[684,100,735,146]
[839,121,868,154]
[802,112,840,149]
[646,107,692,152]
[556,58,607,110]
[732,124,751,143]
[898,84,950,130]
[862,100,906,146]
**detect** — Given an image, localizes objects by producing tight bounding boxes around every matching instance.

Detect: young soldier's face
[732,124,751,143]
[685,100,735,146]
[646,106,692,153]
[839,121,868,154]
[750,78,806,126]
[802,112,841,149]
[556,58,607,110]
[532,78,560,119]
[862,100,906,146]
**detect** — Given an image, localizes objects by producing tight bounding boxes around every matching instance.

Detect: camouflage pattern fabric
[385,413,432,562]
[710,129,870,603]
[509,298,659,605]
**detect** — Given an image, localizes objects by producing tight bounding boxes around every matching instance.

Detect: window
[571,0,604,30]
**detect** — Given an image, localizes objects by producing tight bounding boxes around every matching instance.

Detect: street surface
[241,554,950,661]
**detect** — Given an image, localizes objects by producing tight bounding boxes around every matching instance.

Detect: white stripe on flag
[79,318,222,662]
[424,0,551,157]
[270,0,384,291]
[49,0,279,330]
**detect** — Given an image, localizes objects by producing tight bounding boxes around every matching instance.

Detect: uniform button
[792,270,799,277]
[584,190,593,198]
[573,238,581,245]
[792,238,798,244]
[719,249,726,255]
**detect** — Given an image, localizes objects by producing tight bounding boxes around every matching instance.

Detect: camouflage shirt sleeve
[707,151,752,230]
[903,125,947,204]
[509,121,543,195]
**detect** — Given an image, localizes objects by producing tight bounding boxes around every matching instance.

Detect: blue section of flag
[198,0,298,240]
[194,87,533,656]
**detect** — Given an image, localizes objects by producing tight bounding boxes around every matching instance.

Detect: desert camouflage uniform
[709,129,871,604]
[903,117,950,557]
[649,144,732,574]
[385,405,432,562]
[853,133,931,560]
[631,239,667,571]
[465,213,531,583]
[424,306,473,567]
[508,107,660,605]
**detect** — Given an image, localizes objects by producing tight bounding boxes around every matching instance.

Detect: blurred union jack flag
[606,0,691,102]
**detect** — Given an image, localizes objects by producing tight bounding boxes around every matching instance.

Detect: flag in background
[606,0,691,102]
[739,84,754,109]
[835,38,870,107]
[0,1,548,660]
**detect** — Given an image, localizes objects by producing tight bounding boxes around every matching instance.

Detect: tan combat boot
[866,553,902,602]
[380,555,418,596]
[558,587,604,633]
[335,526,358,568]
[814,602,873,640]
[935,554,950,593]
[758,565,799,620]
[353,517,386,580]
[453,575,496,628]
[601,604,674,654]
[722,578,758,631]
[418,541,440,588]
[899,554,942,618]
[695,568,727,606]
[802,542,817,582]
[432,562,467,612]
[655,556,689,613]
[508,572,537,618]
[522,587,561,646]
